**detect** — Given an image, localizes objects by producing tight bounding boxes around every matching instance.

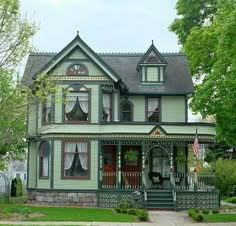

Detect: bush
[225,196,236,204]
[10,178,17,197]
[127,209,137,215]
[193,213,204,222]
[188,208,199,217]
[202,209,210,214]
[16,177,23,197]
[136,209,148,221]
[216,159,236,196]
[212,209,219,214]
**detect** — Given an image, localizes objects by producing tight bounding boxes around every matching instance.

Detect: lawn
[204,213,236,222]
[0,204,135,222]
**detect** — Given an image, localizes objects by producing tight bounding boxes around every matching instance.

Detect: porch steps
[146,190,174,210]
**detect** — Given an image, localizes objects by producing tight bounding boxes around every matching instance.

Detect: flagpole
[193,128,199,191]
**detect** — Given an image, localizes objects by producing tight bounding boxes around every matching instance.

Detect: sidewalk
[0,211,235,226]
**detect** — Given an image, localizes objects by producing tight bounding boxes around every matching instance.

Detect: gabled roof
[137,42,167,68]
[30,33,121,83]
[22,36,194,94]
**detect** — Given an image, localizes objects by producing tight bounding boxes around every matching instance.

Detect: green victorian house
[23,33,219,209]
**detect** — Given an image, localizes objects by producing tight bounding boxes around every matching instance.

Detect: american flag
[193,131,199,156]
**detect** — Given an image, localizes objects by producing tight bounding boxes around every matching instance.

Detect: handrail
[169,172,176,210]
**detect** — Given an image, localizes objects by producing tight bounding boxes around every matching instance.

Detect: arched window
[39,141,50,178]
[67,64,88,76]
[65,86,89,122]
[120,100,133,122]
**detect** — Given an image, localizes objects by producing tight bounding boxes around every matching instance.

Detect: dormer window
[138,43,167,84]
[67,64,88,76]
[141,66,164,83]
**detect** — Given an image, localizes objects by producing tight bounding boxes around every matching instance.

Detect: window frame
[102,92,112,122]
[66,63,89,76]
[39,141,50,179]
[64,90,90,123]
[42,94,52,125]
[120,100,133,122]
[146,97,160,123]
[62,140,90,179]
[141,65,165,83]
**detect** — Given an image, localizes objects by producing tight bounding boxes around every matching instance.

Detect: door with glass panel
[150,147,170,188]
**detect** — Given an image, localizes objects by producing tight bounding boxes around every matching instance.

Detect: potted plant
[124,149,139,162]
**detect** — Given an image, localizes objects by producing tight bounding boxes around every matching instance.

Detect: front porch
[99,139,219,209]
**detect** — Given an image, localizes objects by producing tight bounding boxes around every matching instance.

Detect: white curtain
[65,95,77,113]
[103,93,111,121]
[46,96,52,121]
[148,98,158,117]
[77,142,88,170]
[43,157,49,177]
[78,93,88,114]
[64,143,76,170]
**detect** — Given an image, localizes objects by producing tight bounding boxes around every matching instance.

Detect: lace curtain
[77,142,88,170]
[64,143,76,170]
[103,93,111,121]
[148,98,158,117]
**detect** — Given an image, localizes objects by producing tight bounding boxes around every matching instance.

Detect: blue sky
[20,0,179,53]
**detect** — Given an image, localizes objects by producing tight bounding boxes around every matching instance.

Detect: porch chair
[148,172,163,189]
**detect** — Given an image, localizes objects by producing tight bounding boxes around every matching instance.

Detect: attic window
[147,56,158,63]
[67,64,88,76]
[142,66,164,83]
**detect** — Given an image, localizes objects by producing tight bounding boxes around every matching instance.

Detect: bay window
[65,91,89,122]
[39,141,50,178]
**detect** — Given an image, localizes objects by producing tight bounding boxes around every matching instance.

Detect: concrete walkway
[0,211,235,226]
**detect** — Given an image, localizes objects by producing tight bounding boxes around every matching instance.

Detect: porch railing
[121,172,142,189]
[173,172,215,191]
[102,172,117,189]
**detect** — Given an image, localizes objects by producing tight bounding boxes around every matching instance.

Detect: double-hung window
[147,97,159,122]
[65,91,89,122]
[39,141,50,178]
[42,94,52,124]
[120,100,133,121]
[102,93,112,122]
[63,141,89,178]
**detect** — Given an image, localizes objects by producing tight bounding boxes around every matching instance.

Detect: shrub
[202,209,210,214]
[225,196,236,204]
[136,209,148,221]
[10,178,17,197]
[16,177,23,197]
[212,209,219,214]
[193,213,204,222]
[188,208,199,217]
[127,209,137,215]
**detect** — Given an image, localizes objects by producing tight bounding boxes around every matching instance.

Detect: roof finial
[77,30,79,36]
[152,40,154,45]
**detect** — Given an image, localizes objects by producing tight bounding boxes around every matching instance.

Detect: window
[147,97,159,122]
[102,93,112,122]
[63,141,89,178]
[65,91,89,122]
[120,100,133,121]
[42,94,52,124]
[39,141,50,178]
[67,64,88,75]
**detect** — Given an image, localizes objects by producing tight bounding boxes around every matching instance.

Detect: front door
[150,147,170,188]
[103,145,116,187]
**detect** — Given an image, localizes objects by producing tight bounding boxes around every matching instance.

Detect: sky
[20,0,180,53]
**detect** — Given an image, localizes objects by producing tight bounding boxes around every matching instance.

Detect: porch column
[170,142,174,172]
[99,142,103,189]
[142,142,146,188]
[118,142,121,189]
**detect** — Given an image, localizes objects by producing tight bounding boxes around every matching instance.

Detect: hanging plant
[124,149,139,162]
[175,154,187,164]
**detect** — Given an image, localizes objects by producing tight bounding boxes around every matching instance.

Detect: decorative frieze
[49,76,109,81]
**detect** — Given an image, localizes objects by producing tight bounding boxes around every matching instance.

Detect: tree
[170,0,236,146]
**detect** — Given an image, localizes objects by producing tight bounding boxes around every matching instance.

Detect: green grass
[0,204,135,222]
[204,213,236,222]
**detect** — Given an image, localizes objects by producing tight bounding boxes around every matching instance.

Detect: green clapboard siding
[28,142,37,188]
[53,140,98,190]
[162,96,185,122]
[122,96,145,121]
[54,86,63,123]
[86,84,99,123]
[28,102,37,135]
